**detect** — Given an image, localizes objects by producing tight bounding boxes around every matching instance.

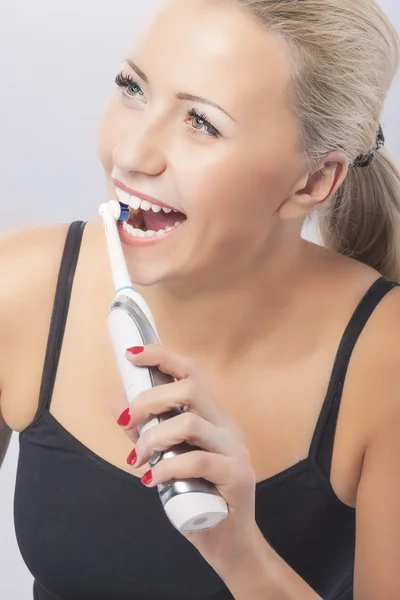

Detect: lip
[112,178,182,213]
[117,220,186,248]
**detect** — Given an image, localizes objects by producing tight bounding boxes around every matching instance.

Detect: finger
[125,344,195,381]
[142,450,255,505]
[111,394,139,444]
[120,378,226,432]
[131,412,235,468]
[109,392,130,422]
[144,450,231,489]
[123,422,139,444]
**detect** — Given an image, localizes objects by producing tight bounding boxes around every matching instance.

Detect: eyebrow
[125,59,236,123]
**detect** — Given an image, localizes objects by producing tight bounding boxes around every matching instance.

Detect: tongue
[142,210,186,232]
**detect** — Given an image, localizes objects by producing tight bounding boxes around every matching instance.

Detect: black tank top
[13,221,400,600]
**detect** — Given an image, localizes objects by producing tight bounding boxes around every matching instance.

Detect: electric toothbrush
[99,200,229,532]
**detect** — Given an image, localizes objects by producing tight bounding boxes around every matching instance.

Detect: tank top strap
[310,276,400,479]
[37,221,87,416]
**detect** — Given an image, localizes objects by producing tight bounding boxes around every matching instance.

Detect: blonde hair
[232,0,400,280]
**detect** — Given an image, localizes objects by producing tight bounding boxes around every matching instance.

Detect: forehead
[128,0,293,120]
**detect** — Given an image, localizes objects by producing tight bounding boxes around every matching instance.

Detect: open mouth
[127,205,186,234]
[116,188,187,238]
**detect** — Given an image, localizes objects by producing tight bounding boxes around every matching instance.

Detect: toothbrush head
[116,202,130,222]
[99,200,130,222]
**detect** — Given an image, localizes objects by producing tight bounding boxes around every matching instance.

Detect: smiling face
[98,0,308,288]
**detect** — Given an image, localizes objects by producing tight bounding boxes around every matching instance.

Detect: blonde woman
[1,1,400,598]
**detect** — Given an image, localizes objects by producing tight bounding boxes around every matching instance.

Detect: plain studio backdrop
[0,1,399,597]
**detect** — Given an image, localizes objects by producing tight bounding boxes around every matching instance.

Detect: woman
[1,0,400,598]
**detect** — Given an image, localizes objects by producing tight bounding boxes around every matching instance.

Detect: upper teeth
[116,188,175,214]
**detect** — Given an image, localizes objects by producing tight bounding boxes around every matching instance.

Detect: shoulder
[0,222,71,393]
[357,279,400,397]
[0,222,72,319]
[351,283,400,597]
[360,280,400,436]
[329,275,400,505]
[346,280,400,434]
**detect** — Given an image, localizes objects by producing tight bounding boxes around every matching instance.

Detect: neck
[137,238,331,370]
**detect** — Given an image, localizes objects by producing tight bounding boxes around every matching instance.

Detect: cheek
[177,147,285,227]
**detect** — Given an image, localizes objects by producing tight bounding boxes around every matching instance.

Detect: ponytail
[235,0,400,280]
[316,148,400,281]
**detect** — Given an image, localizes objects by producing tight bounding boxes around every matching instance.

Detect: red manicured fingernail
[126,448,137,465]
[127,346,144,354]
[141,469,153,485]
[117,408,131,426]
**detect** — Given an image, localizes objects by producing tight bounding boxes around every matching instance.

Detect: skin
[97,0,354,368]
[1,0,400,597]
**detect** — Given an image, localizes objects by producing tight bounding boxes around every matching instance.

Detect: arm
[351,289,400,599]
[353,382,400,598]
[0,231,12,470]
[217,526,322,599]
[0,407,12,470]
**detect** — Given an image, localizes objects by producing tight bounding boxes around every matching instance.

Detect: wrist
[214,525,270,591]
[216,526,321,600]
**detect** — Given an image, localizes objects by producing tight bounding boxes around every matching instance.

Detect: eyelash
[185,108,220,138]
[115,72,144,98]
[114,71,221,139]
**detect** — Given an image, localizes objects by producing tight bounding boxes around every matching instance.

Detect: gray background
[0,1,399,597]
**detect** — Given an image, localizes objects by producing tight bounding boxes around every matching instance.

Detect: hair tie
[351,124,385,168]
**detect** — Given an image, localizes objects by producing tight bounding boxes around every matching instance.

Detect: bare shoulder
[0,222,71,427]
[347,279,400,408]
[350,285,400,597]
[331,275,400,505]
[0,222,71,330]
[0,223,69,302]
[355,281,400,430]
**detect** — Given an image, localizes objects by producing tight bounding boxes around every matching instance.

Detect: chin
[123,257,177,288]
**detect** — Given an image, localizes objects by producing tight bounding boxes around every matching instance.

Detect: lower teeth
[122,221,182,238]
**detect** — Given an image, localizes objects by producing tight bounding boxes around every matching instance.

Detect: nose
[112,113,168,177]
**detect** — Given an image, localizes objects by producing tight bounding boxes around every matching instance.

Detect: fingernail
[117,408,131,426]
[126,448,137,465]
[141,469,153,485]
[127,346,144,354]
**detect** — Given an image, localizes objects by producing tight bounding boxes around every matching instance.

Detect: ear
[278,151,350,221]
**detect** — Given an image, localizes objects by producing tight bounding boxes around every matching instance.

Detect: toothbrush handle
[107,294,229,533]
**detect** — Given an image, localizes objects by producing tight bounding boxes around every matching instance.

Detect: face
[98,0,306,288]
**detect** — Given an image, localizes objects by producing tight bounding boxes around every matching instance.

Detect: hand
[114,344,260,572]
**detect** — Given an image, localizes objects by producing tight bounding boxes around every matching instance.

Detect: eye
[187,108,221,138]
[115,72,145,99]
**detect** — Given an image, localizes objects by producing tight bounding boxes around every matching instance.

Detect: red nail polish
[141,469,153,485]
[127,346,144,354]
[117,408,131,426]
[126,448,137,465]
